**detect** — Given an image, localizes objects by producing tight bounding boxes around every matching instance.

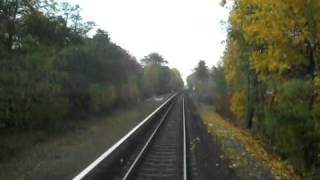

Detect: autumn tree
[221,0,320,176]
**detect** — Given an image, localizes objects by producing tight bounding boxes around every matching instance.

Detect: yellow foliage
[89,84,117,112]
[200,106,301,180]
[224,39,241,84]
[230,91,246,120]
[226,0,320,79]
[221,0,320,177]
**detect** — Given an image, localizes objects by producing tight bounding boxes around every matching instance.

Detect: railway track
[73,93,192,180]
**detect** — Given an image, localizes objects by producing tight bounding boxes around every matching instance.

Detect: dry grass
[200,105,301,180]
[0,100,162,180]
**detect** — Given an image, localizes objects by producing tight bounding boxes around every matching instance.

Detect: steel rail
[122,102,174,180]
[73,94,177,180]
[182,96,188,180]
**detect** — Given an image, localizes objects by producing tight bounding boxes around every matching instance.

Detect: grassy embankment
[0,99,164,180]
[199,105,301,180]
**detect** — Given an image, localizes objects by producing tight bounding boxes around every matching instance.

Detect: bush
[0,51,68,128]
[261,79,320,172]
[89,84,117,112]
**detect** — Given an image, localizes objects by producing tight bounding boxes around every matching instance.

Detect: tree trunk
[307,41,316,110]
[246,68,253,129]
[6,0,18,51]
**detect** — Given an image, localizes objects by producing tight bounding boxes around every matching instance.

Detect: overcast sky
[65,0,229,80]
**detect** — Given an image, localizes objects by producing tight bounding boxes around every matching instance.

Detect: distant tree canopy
[195,60,209,81]
[169,68,184,91]
[141,52,168,66]
[187,60,228,109]
[142,55,184,96]
[0,0,183,129]
[188,61,211,102]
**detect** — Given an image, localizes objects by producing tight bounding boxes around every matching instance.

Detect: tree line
[0,0,183,129]
[187,60,229,116]
[189,0,320,178]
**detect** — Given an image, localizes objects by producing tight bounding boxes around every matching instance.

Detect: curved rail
[73,94,177,180]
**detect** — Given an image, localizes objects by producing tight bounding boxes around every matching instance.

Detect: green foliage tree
[210,63,229,115]
[189,60,212,102]
[142,54,183,96]
[195,60,209,81]
[0,1,182,129]
[141,52,168,66]
[186,73,196,90]
[169,68,184,91]
[188,61,229,111]
[58,28,143,113]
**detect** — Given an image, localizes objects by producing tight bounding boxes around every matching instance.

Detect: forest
[188,0,320,178]
[0,0,184,129]
[2,0,320,179]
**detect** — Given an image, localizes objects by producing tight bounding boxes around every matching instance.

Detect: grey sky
[65,0,229,80]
